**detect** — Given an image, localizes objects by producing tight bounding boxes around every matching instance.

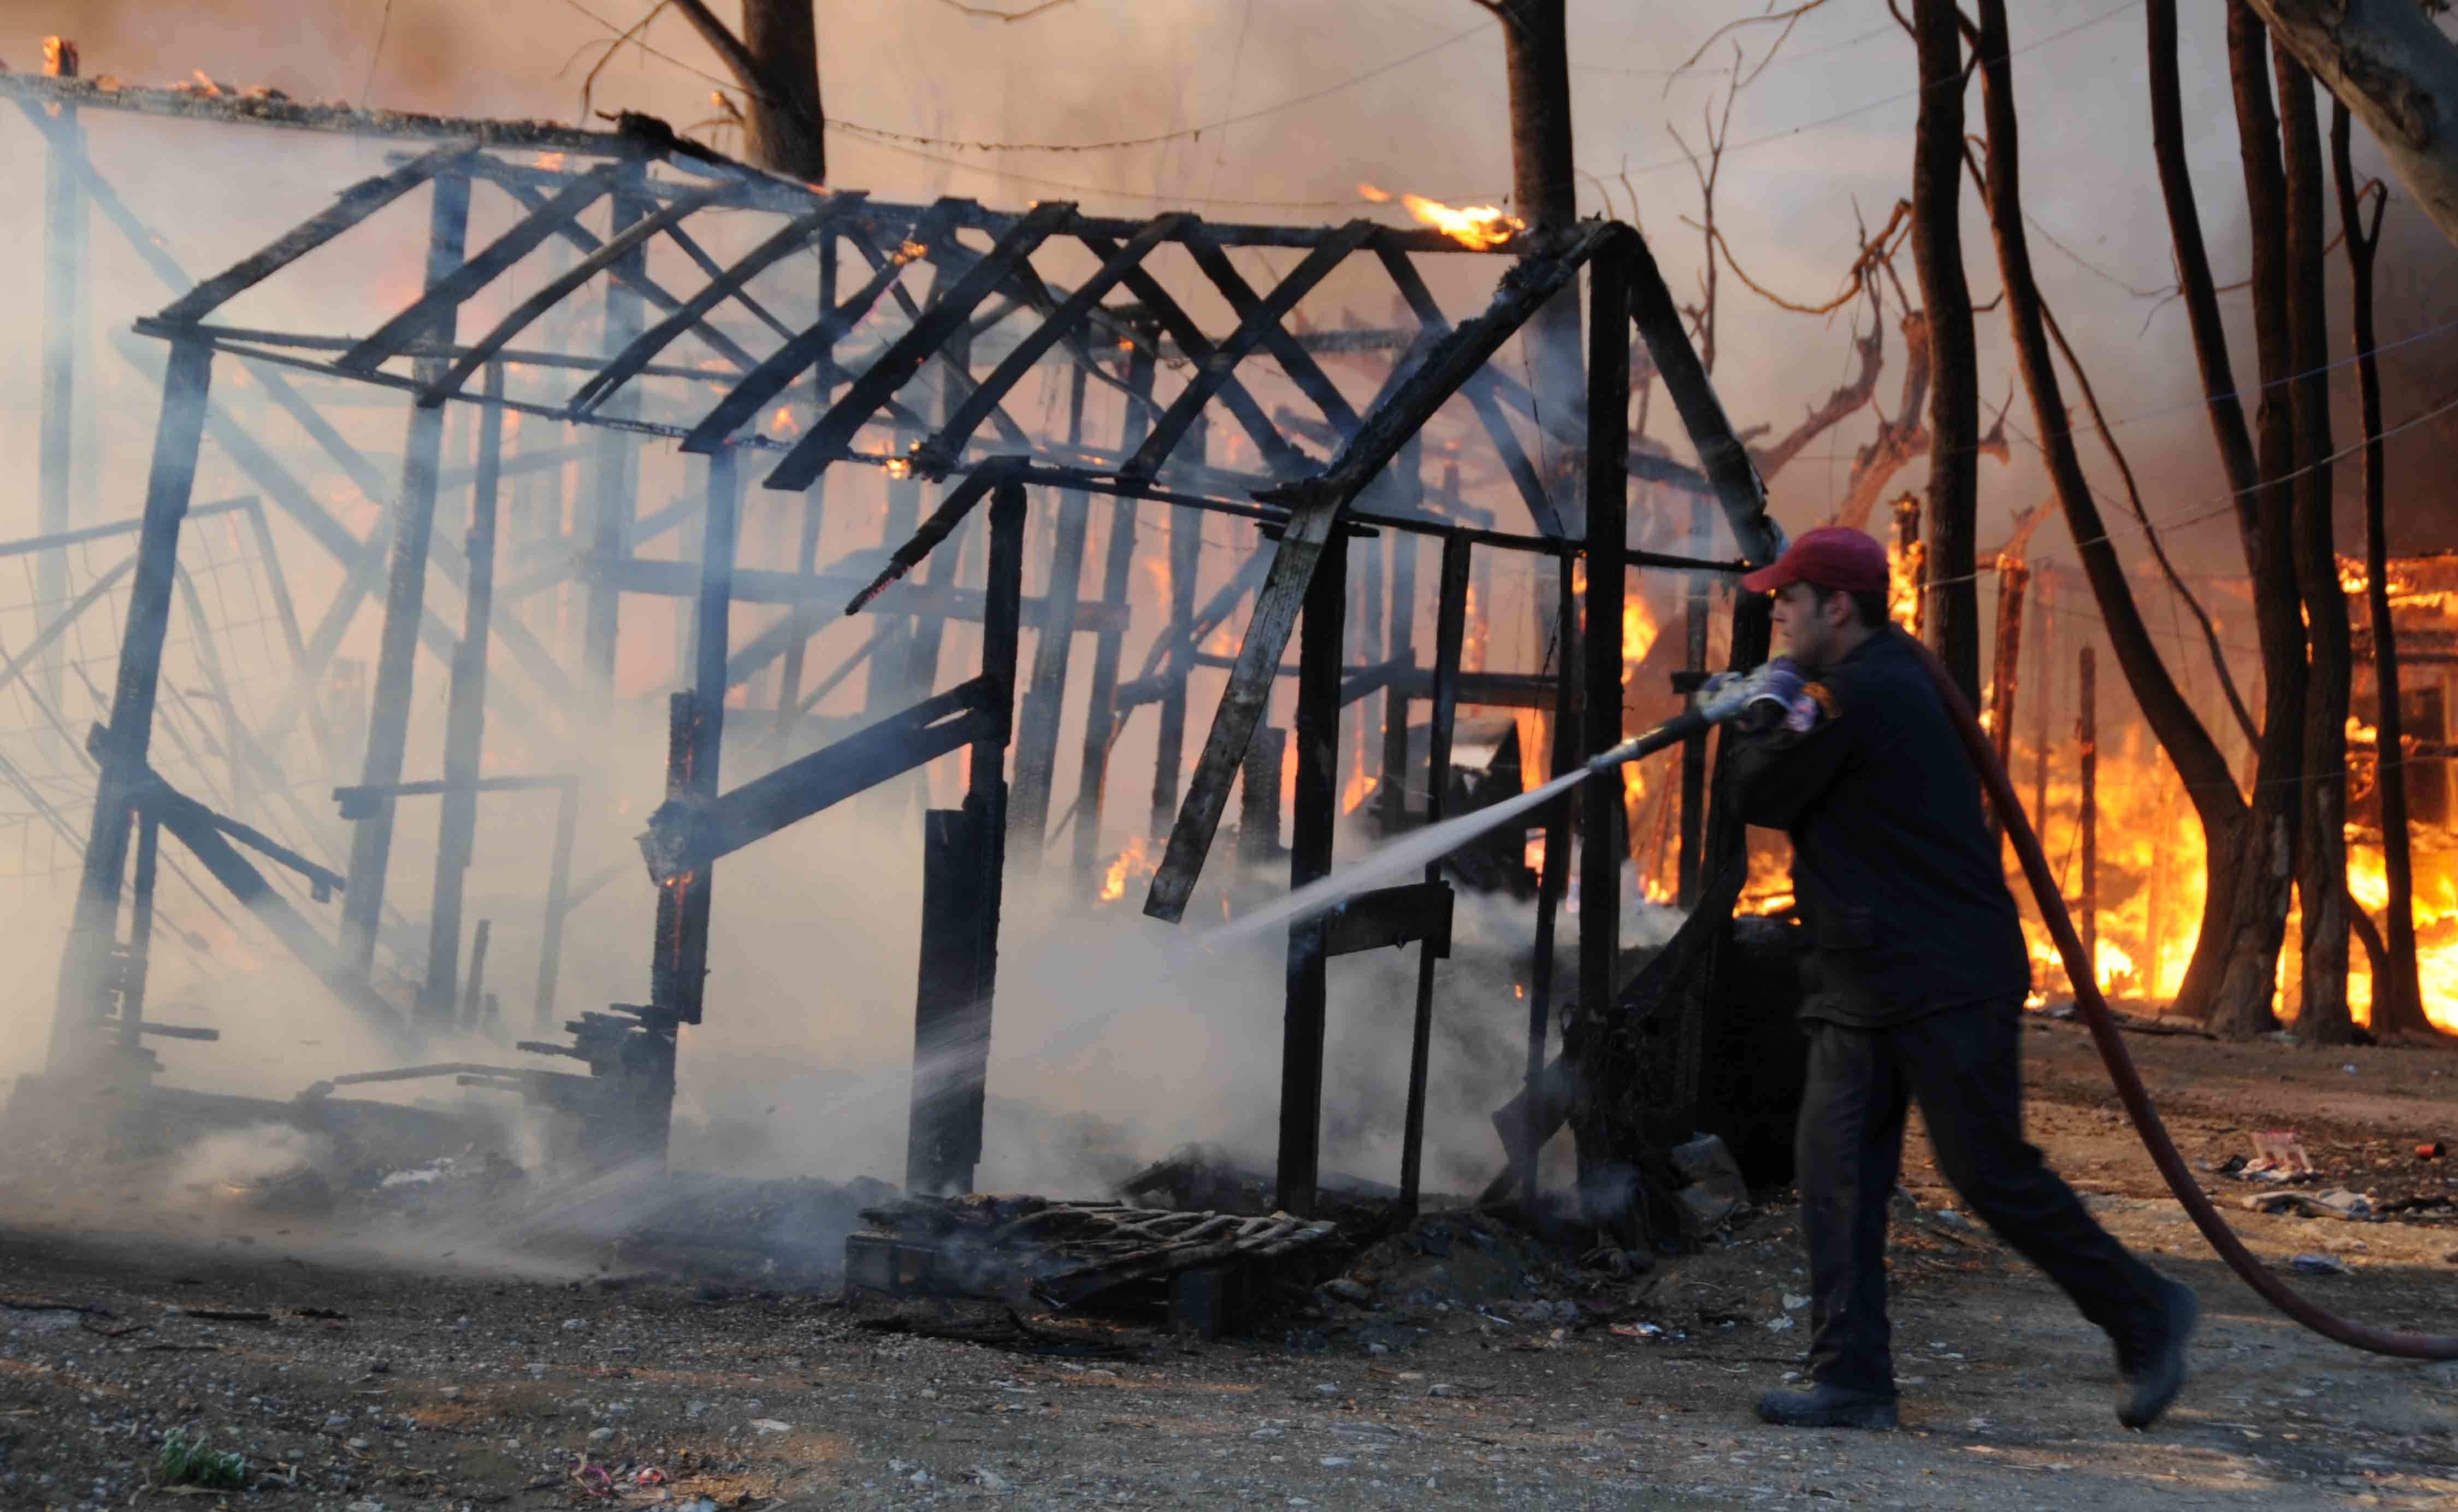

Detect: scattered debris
[856,1306,1144,1360]
[847,1194,1334,1317]
[1670,1132,1749,1234]
[2240,1131,2318,1182]
[157,1427,247,1490]
[2241,1188,2378,1222]
[2288,1253,2353,1276]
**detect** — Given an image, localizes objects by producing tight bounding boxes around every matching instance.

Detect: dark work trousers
[1795,995,2165,1394]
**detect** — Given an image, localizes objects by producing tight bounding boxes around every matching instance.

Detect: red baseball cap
[1738,525,1889,596]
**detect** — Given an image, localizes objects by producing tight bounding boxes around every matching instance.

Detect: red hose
[1906,635,2458,1360]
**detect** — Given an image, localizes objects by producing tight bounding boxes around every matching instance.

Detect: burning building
[0,57,1781,1224]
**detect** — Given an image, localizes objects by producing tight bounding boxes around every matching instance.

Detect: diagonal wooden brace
[769,202,1078,488]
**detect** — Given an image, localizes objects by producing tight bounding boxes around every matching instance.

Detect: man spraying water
[1723,526,2197,1432]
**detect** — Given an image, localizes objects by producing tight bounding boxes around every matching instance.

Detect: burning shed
[11,64,1782,1230]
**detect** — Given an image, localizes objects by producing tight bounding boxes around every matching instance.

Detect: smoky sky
[8,0,2449,561]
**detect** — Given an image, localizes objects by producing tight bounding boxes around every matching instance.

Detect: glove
[1697,658,1819,733]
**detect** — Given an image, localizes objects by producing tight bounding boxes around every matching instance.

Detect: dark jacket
[1728,626,2030,1026]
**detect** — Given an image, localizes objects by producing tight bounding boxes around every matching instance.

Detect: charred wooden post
[52,338,215,1070]
[1009,365,1092,859]
[1376,452,1423,826]
[652,446,743,1031]
[582,187,648,697]
[1677,494,1712,907]
[907,480,1025,1196]
[1277,529,1348,1217]
[1399,532,1472,1218]
[1524,568,1579,1213]
[1580,251,1632,1051]
[773,239,837,747]
[534,776,579,1030]
[1987,555,2029,843]
[38,38,87,704]
[1356,520,1387,811]
[2078,643,2099,982]
[459,918,492,1030]
[1070,339,1157,885]
[340,171,471,973]
[1238,725,1286,868]
[2031,573,2055,868]
[122,807,159,1050]
[894,321,978,721]
[421,364,505,1022]
[1150,421,1208,838]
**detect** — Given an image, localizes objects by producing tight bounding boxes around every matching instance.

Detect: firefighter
[1727,526,2197,1433]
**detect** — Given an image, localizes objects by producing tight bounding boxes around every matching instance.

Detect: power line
[831,18,1497,153]
[558,0,2141,213]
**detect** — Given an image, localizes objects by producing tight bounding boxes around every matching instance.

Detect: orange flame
[1097,835,1156,904]
[1360,183,1525,250]
[768,405,801,437]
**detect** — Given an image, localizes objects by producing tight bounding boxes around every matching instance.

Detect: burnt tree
[1472,0,1584,506]
[1910,0,1982,704]
[2331,103,2440,1039]
[2278,45,2356,1042]
[2138,0,2308,1036]
[671,0,828,182]
[1972,0,2266,1038]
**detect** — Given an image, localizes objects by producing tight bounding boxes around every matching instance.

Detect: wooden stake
[1987,556,2029,844]
[2078,643,2098,985]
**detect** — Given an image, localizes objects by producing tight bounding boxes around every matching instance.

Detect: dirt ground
[4,1018,2458,1511]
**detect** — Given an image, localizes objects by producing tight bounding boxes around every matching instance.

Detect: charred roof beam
[767,201,1076,490]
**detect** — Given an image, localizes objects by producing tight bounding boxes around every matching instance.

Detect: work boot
[2116,1277,2199,1431]
[1754,1382,1898,1430]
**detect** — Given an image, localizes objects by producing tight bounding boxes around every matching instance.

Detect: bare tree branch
[1673,0,1838,79]
[581,0,675,124]
[1749,318,1885,478]
[665,0,775,102]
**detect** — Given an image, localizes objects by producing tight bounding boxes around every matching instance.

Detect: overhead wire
[555,0,2142,212]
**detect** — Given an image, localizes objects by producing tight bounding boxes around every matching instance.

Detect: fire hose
[1588,639,2458,1359]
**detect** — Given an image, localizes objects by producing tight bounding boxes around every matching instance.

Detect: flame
[883,457,913,481]
[2095,938,2136,993]
[537,151,567,173]
[1886,513,1925,628]
[1359,183,1525,250]
[2344,831,2458,1034]
[1622,598,1658,672]
[1097,835,1156,904]
[768,405,801,437]
[894,239,931,265]
[1342,770,1378,816]
[1738,840,1793,916]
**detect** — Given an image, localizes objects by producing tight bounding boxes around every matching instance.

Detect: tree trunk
[2278,46,2355,1044]
[1970,0,2249,1027]
[2186,2,2310,1039]
[2246,0,2458,251]
[1910,0,1982,705]
[2332,103,2439,1039]
[1490,0,1584,526]
[2143,0,2269,1029]
[672,0,827,182]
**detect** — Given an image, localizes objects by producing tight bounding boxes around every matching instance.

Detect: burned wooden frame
[34,97,1776,1201]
